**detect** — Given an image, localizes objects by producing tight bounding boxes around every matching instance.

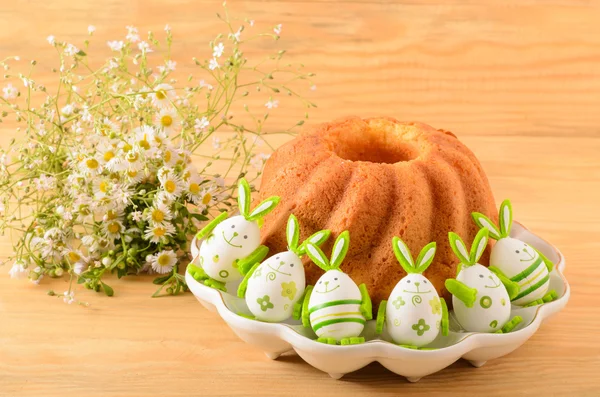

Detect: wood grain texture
[1,1,600,396]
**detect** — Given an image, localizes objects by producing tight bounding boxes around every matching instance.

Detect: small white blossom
[126,26,140,43]
[64,44,79,57]
[213,42,225,58]
[164,24,171,33]
[274,24,282,35]
[8,261,27,279]
[199,80,213,90]
[265,98,279,109]
[107,40,124,51]
[131,211,143,222]
[47,35,55,45]
[63,291,75,304]
[194,117,209,133]
[2,83,18,100]
[208,58,219,70]
[212,137,221,150]
[88,25,96,34]
[137,41,152,53]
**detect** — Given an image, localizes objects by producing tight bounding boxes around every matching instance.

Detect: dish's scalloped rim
[186,221,570,381]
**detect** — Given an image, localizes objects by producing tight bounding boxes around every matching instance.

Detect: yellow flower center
[127,170,138,178]
[165,180,176,193]
[202,193,212,205]
[127,152,139,163]
[164,151,171,163]
[99,181,109,193]
[139,139,150,150]
[160,115,173,127]
[86,159,99,170]
[103,151,115,162]
[123,143,132,152]
[154,227,166,237]
[152,209,165,223]
[157,254,171,266]
[68,252,81,262]
[155,90,166,100]
[189,183,200,194]
[107,222,120,234]
[106,210,118,220]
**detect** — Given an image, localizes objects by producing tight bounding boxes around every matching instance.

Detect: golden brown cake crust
[255,116,498,311]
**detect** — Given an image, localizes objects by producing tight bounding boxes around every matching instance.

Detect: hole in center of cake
[331,126,419,164]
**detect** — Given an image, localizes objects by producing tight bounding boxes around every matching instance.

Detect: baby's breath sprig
[0,4,314,301]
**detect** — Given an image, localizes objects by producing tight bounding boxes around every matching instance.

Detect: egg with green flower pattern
[245,250,306,322]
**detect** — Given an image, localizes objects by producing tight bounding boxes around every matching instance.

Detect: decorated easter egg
[245,251,306,322]
[453,264,511,332]
[198,215,261,282]
[386,273,442,346]
[491,237,549,306]
[308,270,365,339]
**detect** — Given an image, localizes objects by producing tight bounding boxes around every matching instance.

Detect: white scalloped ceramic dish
[186,222,569,382]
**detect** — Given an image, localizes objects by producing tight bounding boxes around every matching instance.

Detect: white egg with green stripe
[187,178,280,291]
[295,231,373,345]
[472,199,557,307]
[445,228,523,334]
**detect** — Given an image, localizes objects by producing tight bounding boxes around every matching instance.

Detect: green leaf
[469,228,489,264]
[153,274,172,285]
[237,178,251,218]
[286,214,300,252]
[498,199,513,238]
[247,196,280,221]
[392,236,415,273]
[330,230,350,269]
[415,242,437,274]
[448,232,470,265]
[305,243,330,271]
[471,212,501,240]
[101,282,114,297]
[190,213,209,222]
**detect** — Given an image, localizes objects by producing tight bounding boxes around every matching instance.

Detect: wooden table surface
[1,1,600,396]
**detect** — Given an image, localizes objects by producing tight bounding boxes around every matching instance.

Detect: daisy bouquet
[0,5,314,302]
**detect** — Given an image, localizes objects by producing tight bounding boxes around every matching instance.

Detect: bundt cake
[254,116,498,310]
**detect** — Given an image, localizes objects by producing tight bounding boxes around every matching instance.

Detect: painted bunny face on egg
[314,270,358,299]
[397,273,433,295]
[261,250,304,281]
[211,216,260,253]
[458,264,502,291]
[493,237,538,264]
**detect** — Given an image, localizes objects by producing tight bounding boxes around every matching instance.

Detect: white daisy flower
[145,201,173,226]
[149,250,177,274]
[155,108,178,134]
[133,125,156,151]
[64,249,87,271]
[143,223,175,244]
[185,173,204,204]
[151,83,175,108]
[2,83,18,100]
[96,118,118,136]
[158,170,183,199]
[79,156,103,176]
[159,146,179,168]
[97,141,120,170]
[198,184,219,210]
[103,219,124,240]
[154,190,174,206]
[93,177,113,199]
[124,169,145,184]
[121,149,144,172]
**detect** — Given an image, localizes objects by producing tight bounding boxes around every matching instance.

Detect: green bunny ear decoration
[330,231,350,269]
[470,228,489,264]
[415,242,437,274]
[448,232,471,266]
[498,199,513,238]
[305,243,330,271]
[246,196,280,221]
[392,237,415,273]
[392,237,436,274]
[297,229,331,255]
[472,212,502,240]
[237,178,251,218]
[286,214,300,252]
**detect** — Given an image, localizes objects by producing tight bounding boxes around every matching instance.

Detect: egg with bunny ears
[472,199,557,307]
[375,238,449,347]
[237,214,331,322]
[190,178,280,289]
[445,228,523,333]
[296,231,373,345]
